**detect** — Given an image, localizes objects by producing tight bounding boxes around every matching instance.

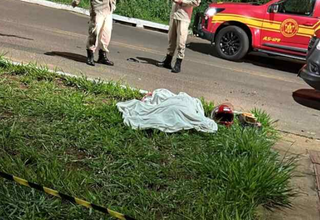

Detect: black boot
[156,54,173,69]
[86,49,95,66]
[172,58,182,73]
[97,49,114,66]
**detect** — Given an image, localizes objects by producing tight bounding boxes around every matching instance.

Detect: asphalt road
[1,0,319,138]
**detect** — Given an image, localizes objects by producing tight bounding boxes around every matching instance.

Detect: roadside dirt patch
[0,111,14,120]
[55,78,68,88]
[261,133,320,220]
[2,73,28,89]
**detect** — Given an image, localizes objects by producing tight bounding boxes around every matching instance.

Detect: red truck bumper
[193,12,215,43]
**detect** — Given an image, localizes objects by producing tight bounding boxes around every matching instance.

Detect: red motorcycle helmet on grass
[211,103,234,127]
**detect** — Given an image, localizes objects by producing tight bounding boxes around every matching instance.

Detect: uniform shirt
[73,0,116,14]
[170,0,201,22]
[90,0,116,13]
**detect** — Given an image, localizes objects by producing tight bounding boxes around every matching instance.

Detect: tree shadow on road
[187,42,305,74]
[292,89,320,111]
[0,33,33,41]
[44,51,86,63]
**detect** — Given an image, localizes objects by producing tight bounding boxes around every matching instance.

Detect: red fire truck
[193,0,319,61]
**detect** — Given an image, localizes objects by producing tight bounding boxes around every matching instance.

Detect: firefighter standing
[72,0,116,66]
[157,0,201,73]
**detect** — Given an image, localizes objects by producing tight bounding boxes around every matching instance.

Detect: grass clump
[0,57,296,219]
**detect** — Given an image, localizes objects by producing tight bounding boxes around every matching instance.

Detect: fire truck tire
[215,26,249,61]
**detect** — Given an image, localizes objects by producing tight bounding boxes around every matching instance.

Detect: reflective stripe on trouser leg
[98,13,113,53]
[167,19,177,57]
[177,20,190,60]
[87,11,105,52]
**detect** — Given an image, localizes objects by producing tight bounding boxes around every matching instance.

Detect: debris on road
[127,58,140,63]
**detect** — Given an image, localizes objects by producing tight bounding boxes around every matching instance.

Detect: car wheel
[215,26,249,61]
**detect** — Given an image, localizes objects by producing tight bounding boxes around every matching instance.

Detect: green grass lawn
[0,58,296,220]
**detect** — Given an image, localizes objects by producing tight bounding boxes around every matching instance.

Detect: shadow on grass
[45,51,86,64]
[187,42,305,74]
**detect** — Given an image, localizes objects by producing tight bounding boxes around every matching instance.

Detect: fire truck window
[279,0,316,16]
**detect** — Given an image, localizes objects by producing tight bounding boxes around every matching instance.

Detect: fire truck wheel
[215,26,249,61]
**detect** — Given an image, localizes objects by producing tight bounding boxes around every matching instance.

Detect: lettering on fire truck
[263,37,281,42]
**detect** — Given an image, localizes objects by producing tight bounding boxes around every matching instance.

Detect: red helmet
[211,103,234,127]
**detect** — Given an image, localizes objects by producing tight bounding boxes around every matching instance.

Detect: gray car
[299,32,320,91]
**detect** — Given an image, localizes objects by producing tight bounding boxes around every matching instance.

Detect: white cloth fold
[116,89,218,133]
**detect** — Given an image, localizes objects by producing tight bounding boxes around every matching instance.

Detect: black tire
[215,25,249,61]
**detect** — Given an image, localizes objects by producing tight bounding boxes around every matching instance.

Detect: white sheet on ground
[116,89,218,133]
